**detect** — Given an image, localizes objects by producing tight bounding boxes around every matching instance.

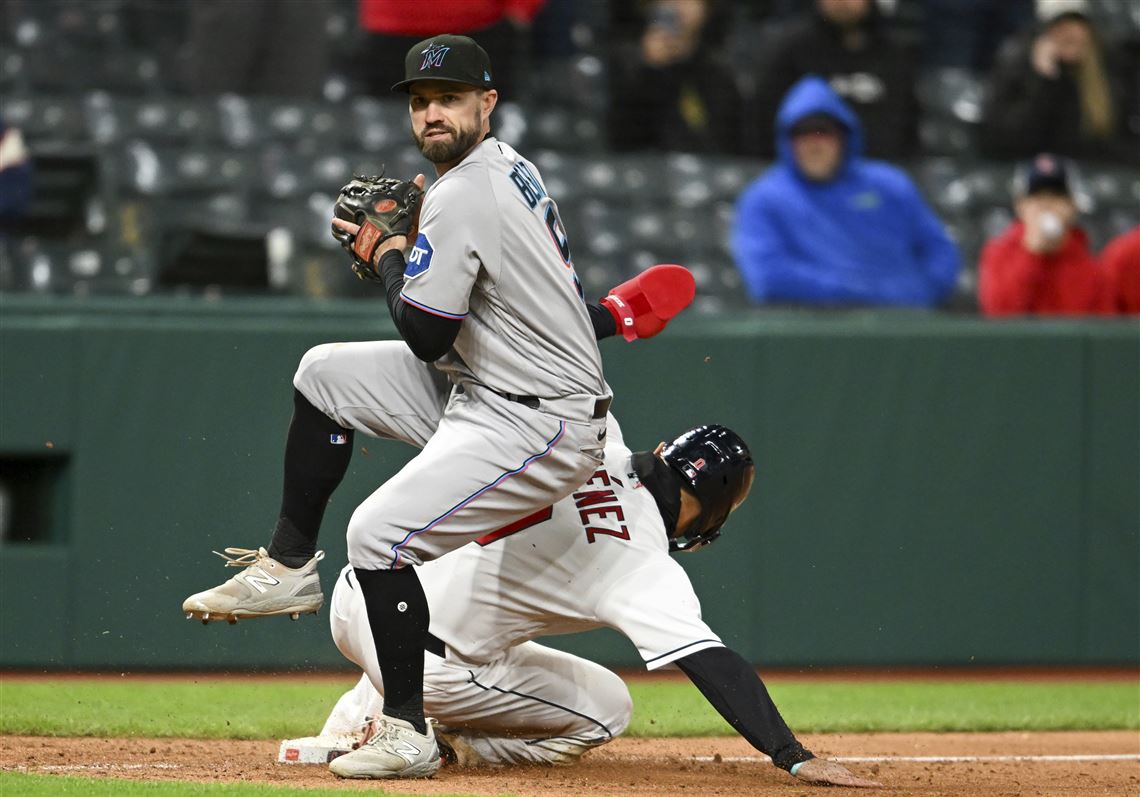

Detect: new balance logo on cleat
[241,568,280,594]
[181,547,325,624]
[393,741,422,765]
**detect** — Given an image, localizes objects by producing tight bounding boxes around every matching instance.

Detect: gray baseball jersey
[402,136,608,401]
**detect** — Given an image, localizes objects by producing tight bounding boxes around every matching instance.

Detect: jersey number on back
[509,162,584,300]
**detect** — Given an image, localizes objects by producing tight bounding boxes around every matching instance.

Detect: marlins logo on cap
[420,43,450,71]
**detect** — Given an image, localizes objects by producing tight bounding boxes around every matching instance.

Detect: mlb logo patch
[330,434,347,445]
[405,233,433,278]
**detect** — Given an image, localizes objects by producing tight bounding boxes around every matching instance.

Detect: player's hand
[792,758,883,788]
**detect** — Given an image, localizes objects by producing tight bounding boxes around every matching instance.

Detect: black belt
[496,390,611,419]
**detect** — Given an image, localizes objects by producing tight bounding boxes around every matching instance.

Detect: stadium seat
[350,97,408,152]
[3,96,88,144]
[976,205,1014,242]
[917,68,985,124]
[1082,167,1140,210]
[0,50,29,94]
[112,142,255,197]
[963,162,1016,208]
[89,96,221,146]
[527,106,603,153]
[256,99,353,150]
[918,117,975,157]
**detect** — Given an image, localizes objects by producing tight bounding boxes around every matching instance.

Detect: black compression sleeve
[588,302,617,340]
[378,249,462,362]
[674,647,814,771]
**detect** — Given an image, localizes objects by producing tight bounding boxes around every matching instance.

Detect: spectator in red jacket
[978,153,1111,316]
[354,0,545,99]
[1100,226,1140,315]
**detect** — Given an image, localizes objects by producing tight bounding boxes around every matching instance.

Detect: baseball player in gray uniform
[183,34,696,781]
[289,419,880,787]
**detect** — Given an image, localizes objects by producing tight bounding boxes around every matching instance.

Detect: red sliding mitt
[600,264,696,341]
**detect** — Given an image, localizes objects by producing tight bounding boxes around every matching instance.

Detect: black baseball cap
[391,34,494,93]
[1017,153,1072,197]
[789,112,845,138]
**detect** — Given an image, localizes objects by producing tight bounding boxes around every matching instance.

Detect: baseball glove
[331,173,423,281]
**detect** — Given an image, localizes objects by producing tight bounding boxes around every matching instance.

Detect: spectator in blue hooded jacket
[731,76,961,307]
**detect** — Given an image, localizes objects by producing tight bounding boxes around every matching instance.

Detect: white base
[277,734,359,764]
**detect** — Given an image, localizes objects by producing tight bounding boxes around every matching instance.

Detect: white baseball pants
[324,568,632,766]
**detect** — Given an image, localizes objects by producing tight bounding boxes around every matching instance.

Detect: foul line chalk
[11,763,182,772]
[692,754,1140,764]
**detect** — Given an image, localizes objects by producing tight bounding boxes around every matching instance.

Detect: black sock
[353,566,429,734]
[267,389,353,568]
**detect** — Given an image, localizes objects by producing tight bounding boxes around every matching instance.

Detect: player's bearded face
[411,90,485,164]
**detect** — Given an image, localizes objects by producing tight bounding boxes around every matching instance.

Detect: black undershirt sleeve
[378,250,617,356]
[674,646,815,772]
[378,250,461,362]
[588,302,617,340]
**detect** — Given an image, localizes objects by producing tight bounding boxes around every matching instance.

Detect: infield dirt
[4,731,1138,796]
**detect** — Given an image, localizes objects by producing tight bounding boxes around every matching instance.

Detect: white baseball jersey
[417,416,722,667]
[337,415,722,669]
[401,136,608,401]
[323,416,721,765]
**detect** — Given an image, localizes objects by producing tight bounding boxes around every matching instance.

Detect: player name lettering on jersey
[508,162,547,209]
[573,469,630,544]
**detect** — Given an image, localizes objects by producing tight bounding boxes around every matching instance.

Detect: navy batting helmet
[662,425,755,552]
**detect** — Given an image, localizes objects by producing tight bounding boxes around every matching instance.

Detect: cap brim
[390,76,489,93]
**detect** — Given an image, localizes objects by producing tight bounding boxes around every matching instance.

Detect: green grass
[1,677,1136,739]
[627,680,1140,735]
[0,681,349,739]
[0,772,499,797]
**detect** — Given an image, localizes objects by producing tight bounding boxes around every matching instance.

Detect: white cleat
[328,716,441,780]
[182,547,324,623]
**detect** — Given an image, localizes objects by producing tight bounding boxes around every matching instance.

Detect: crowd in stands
[0,0,1136,315]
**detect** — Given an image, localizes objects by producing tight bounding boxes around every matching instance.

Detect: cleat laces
[212,547,267,567]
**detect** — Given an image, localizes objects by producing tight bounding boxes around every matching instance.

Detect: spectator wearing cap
[980,0,1139,164]
[1100,226,1140,315]
[731,76,960,307]
[978,153,1111,316]
[746,0,918,160]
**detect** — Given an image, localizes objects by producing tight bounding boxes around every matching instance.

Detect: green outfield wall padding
[1,297,1137,669]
